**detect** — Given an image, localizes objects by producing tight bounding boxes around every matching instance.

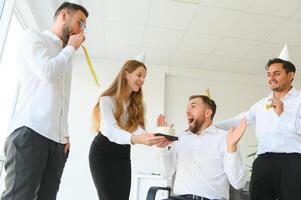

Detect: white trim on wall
[0,0,16,60]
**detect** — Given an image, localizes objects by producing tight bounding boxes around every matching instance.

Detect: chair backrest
[146,186,171,200]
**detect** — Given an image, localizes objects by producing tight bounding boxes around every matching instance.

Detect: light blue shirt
[216,87,301,154]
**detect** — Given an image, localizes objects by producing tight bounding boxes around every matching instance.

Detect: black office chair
[146,186,171,200]
[146,185,250,200]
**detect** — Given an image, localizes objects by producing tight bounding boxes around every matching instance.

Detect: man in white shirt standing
[159,94,248,200]
[1,2,88,200]
[216,45,301,200]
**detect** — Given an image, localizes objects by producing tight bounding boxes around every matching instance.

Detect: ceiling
[26,0,301,75]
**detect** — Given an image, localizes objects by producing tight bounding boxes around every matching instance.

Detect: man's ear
[288,72,295,82]
[205,109,212,118]
[60,9,69,21]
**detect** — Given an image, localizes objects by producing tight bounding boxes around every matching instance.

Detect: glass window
[0,14,23,154]
[0,0,5,18]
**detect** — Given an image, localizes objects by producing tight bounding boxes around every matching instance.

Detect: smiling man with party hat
[216,44,301,200]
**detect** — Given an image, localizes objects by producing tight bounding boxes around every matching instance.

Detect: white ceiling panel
[189,6,242,35]
[238,59,268,75]
[105,43,141,61]
[142,27,184,50]
[213,37,259,57]
[83,0,104,21]
[266,19,301,46]
[290,46,301,65]
[147,0,197,30]
[290,6,301,20]
[84,23,105,58]
[27,0,301,76]
[248,0,301,17]
[245,42,283,61]
[104,0,151,25]
[105,22,144,45]
[202,0,252,11]
[203,55,242,71]
[227,13,284,40]
[178,33,222,54]
[141,47,173,65]
[170,51,208,68]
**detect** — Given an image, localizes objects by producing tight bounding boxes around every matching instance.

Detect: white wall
[165,68,267,169]
[57,55,301,200]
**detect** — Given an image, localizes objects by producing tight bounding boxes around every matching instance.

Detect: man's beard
[189,118,203,134]
[62,24,70,47]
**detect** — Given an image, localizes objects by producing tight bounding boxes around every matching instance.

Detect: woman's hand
[131,132,167,146]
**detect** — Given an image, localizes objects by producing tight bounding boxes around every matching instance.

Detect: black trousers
[1,126,68,200]
[250,152,301,200]
[89,133,131,200]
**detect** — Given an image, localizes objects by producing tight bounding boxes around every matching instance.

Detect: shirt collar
[267,86,297,99]
[186,124,217,136]
[43,30,63,48]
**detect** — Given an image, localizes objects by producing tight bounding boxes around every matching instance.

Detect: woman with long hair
[89,59,168,200]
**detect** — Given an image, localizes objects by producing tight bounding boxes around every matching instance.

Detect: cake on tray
[155,126,178,141]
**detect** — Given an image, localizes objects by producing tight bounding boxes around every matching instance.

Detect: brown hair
[54,2,89,18]
[189,95,217,120]
[92,60,146,133]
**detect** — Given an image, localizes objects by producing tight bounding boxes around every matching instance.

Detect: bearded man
[159,94,248,200]
[1,2,88,200]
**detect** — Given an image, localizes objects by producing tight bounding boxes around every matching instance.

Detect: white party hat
[278,44,290,61]
[202,88,212,100]
[135,52,145,63]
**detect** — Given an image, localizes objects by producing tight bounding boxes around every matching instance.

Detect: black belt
[179,194,210,200]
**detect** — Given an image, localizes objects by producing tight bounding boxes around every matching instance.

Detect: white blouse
[99,96,144,144]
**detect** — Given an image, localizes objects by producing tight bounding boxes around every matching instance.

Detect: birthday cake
[156,126,178,141]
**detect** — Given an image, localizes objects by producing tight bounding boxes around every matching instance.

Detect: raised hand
[156,114,167,127]
[226,118,247,153]
[67,32,85,50]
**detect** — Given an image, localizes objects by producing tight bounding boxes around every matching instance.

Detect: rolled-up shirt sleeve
[216,103,257,130]
[99,96,132,144]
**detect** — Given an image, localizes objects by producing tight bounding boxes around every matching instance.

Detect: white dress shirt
[161,125,248,200]
[99,96,144,145]
[216,87,301,154]
[9,29,75,144]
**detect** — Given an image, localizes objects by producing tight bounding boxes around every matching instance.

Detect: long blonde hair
[92,60,146,133]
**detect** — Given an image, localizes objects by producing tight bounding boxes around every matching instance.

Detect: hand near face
[226,118,247,153]
[270,97,284,116]
[67,32,85,50]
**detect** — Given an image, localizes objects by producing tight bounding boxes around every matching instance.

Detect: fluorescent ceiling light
[173,0,201,4]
